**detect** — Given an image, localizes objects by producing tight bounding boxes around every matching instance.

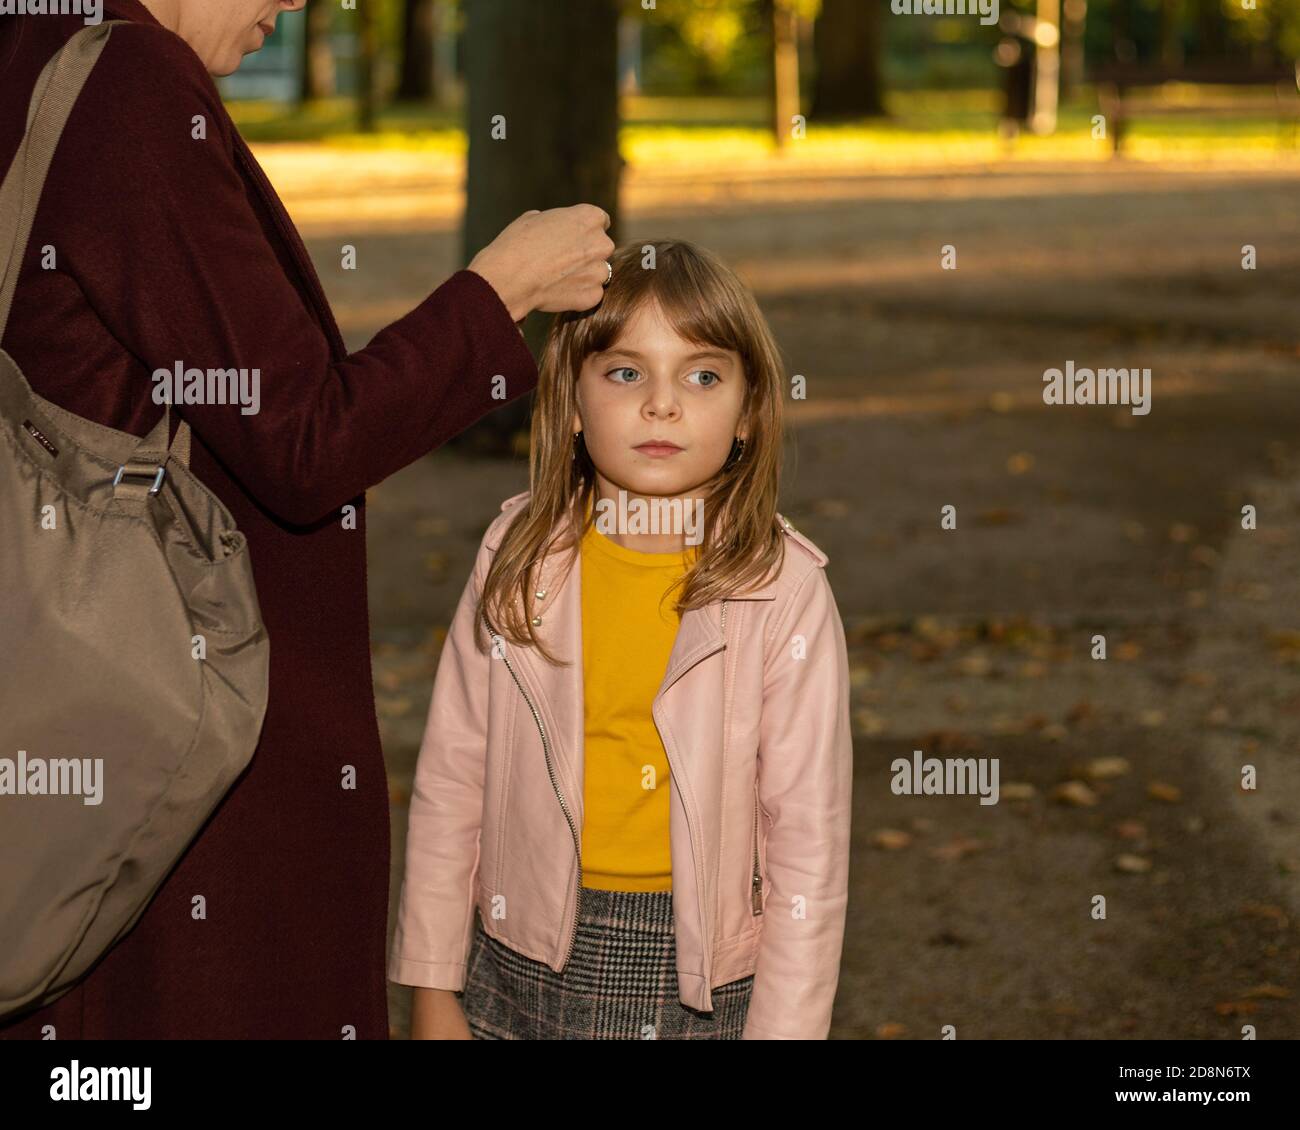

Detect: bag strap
[0,19,190,471]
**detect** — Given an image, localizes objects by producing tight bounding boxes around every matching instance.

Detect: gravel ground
[265,143,1300,1039]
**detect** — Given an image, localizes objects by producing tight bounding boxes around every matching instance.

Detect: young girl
[388,239,853,1040]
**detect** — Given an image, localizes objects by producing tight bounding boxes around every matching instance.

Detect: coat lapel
[231,134,348,363]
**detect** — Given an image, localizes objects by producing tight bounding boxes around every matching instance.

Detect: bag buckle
[112,463,167,496]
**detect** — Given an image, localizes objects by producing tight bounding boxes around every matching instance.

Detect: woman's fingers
[468,203,615,321]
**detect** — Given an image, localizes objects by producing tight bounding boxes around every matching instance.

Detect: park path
[257,141,1300,1038]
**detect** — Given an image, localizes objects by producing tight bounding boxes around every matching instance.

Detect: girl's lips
[634,444,683,458]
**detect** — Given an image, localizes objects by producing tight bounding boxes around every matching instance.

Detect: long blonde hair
[478,238,786,666]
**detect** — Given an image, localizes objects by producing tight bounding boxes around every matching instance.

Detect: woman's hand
[468,204,615,323]
[410,986,474,1039]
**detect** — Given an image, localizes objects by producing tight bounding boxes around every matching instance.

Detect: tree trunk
[398,0,438,102]
[356,0,377,133]
[768,0,801,147]
[300,0,335,103]
[1194,0,1227,57]
[1159,0,1184,67]
[809,0,885,120]
[461,0,622,455]
[1060,0,1086,99]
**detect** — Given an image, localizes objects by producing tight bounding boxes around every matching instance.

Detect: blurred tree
[458,0,622,456]
[766,0,802,145]
[398,0,438,101]
[657,0,749,91]
[810,0,885,118]
[1159,0,1184,66]
[1194,0,1228,55]
[1060,0,1086,97]
[356,0,378,131]
[300,0,336,102]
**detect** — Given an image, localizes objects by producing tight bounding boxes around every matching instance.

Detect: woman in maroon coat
[0,0,613,1038]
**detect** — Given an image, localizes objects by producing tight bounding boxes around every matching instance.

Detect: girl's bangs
[565,259,749,369]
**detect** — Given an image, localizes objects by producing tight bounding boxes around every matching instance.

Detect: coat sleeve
[50,26,536,526]
[387,536,493,991]
[742,565,854,1039]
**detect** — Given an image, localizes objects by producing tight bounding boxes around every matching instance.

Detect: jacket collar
[484,492,814,809]
[487,490,786,601]
[487,491,780,729]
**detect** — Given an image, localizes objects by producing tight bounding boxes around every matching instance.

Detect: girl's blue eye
[611,367,639,383]
[689,370,720,387]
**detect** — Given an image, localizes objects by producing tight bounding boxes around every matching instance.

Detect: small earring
[728,436,746,464]
[572,431,583,461]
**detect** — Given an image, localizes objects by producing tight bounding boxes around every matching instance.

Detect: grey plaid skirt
[458,886,754,1039]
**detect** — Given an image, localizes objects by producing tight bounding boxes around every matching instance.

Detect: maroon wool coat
[0,1,537,1038]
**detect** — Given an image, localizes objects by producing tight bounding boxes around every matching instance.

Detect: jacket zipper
[481,609,583,969]
[481,598,734,976]
[718,599,761,915]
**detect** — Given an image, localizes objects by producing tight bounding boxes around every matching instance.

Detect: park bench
[1088,60,1300,155]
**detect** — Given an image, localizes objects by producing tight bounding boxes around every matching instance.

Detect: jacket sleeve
[742,565,854,1040]
[48,26,537,526]
[387,536,493,991]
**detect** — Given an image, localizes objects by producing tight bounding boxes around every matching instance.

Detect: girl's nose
[643,383,680,418]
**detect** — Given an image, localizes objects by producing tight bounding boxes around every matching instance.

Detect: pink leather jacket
[387,490,854,1039]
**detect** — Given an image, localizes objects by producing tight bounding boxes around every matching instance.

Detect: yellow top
[579,516,699,891]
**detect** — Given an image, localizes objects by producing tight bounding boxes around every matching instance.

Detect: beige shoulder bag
[0,21,270,1022]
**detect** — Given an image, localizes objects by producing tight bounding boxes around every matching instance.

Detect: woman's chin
[207,45,257,78]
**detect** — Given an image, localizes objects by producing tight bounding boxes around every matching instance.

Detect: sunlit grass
[227,90,1300,166]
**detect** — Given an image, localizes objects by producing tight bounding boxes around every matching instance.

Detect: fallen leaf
[975,507,1021,525]
[1241,984,1291,1000]
[958,653,993,677]
[376,696,412,718]
[1085,757,1131,781]
[1115,854,1152,873]
[873,829,912,851]
[813,498,850,519]
[1066,700,1095,725]
[374,669,403,692]
[853,708,886,737]
[929,836,987,861]
[1205,704,1230,726]
[1240,903,1288,924]
[1214,1001,1258,1017]
[1053,781,1099,807]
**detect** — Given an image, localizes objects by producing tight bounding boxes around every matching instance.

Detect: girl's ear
[571,410,583,433]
